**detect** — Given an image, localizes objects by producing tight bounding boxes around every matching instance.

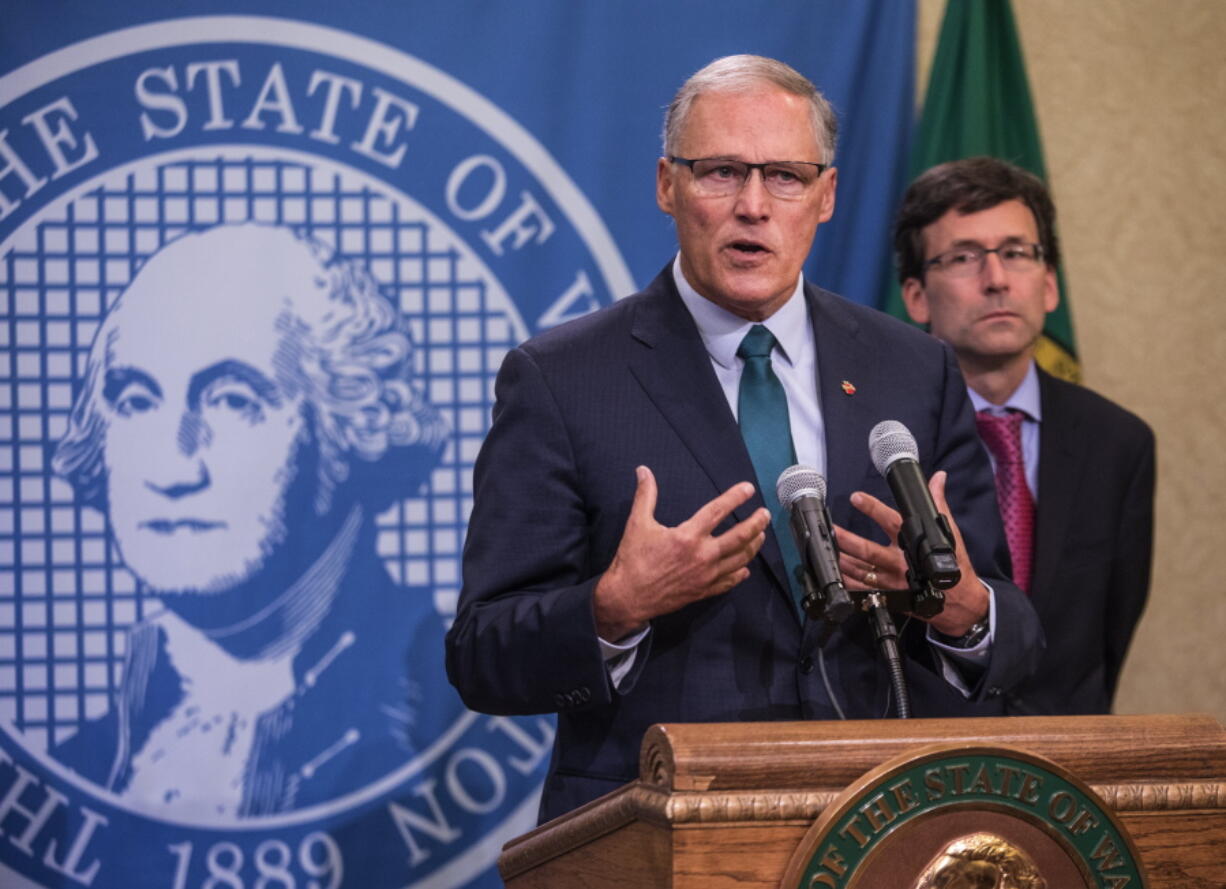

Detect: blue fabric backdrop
[0,3,914,887]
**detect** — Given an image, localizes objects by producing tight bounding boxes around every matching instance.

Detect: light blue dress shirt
[671,257,826,476]
[967,360,1042,500]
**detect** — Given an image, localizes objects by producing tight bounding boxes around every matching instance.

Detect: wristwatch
[936,611,990,649]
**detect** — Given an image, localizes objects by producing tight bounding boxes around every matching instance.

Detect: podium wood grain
[500,714,1226,888]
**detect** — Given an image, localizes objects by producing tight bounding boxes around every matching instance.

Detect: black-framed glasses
[669,156,827,200]
[924,243,1045,278]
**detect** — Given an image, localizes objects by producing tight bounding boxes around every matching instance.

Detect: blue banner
[0,4,914,887]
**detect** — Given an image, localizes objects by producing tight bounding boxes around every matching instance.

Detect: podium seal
[782,743,1147,889]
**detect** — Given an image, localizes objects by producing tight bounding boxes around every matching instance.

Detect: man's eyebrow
[103,367,162,405]
[949,235,1029,249]
[187,360,283,410]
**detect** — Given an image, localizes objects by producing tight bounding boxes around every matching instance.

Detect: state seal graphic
[0,16,632,889]
[782,744,1148,889]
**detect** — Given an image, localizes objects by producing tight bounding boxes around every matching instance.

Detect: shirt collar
[671,254,808,369]
[968,360,1043,422]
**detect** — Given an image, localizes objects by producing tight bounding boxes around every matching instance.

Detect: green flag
[885,0,1079,381]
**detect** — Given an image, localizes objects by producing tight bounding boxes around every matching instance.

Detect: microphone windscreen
[775,464,826,508]
[869,420,919,475]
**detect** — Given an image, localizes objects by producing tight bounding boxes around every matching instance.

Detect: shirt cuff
[599,625,651,690]
[928,581,996,696]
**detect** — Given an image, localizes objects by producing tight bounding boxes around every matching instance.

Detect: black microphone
[868,421,961,590]
[776,465,854,623]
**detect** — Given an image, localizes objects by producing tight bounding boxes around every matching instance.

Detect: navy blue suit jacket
[1003,368,1154,715]
[446,269,1042,822]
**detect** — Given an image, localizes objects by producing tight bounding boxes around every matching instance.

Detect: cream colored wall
[918,1,1226,720]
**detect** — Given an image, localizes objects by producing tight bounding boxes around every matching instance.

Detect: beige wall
[917,1,1226,720]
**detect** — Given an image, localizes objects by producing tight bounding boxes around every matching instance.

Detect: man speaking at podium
[446,56,1042,823]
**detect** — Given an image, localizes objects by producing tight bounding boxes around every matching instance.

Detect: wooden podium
[499,714,1226,888]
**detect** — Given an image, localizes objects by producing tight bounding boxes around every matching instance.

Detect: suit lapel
[626,273,793,600]
[1030,370,1081,607]
[807,285,879,524]
[799,285,880,651]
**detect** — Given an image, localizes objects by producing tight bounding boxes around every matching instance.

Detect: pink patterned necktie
[975,410,1035,593]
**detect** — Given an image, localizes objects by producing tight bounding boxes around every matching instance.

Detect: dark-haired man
[895,156,1155,715]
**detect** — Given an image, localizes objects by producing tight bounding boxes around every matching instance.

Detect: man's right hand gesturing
[593,466,770,642]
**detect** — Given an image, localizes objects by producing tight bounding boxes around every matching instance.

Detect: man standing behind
[895,157,1155,715]
[449,58,1042,824]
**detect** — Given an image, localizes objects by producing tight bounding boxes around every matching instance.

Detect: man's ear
[900,277,931,325]
[656,157,676,217]
[816,166,837,223]
[1043,265,1060,314]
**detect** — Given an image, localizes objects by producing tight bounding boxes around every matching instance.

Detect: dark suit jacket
[446,269,1042,822]
[1002,368,1154,715]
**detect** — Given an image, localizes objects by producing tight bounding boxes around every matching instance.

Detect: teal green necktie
[737,325,804,610]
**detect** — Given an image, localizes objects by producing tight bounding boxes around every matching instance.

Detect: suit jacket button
[799,657,815,675]
[578,687,591,703]
[553,693,567,708]
[988,686,1003,697]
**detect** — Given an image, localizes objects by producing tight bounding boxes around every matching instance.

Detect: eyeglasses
[669,156,827,200]
[924,243,1045,278]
